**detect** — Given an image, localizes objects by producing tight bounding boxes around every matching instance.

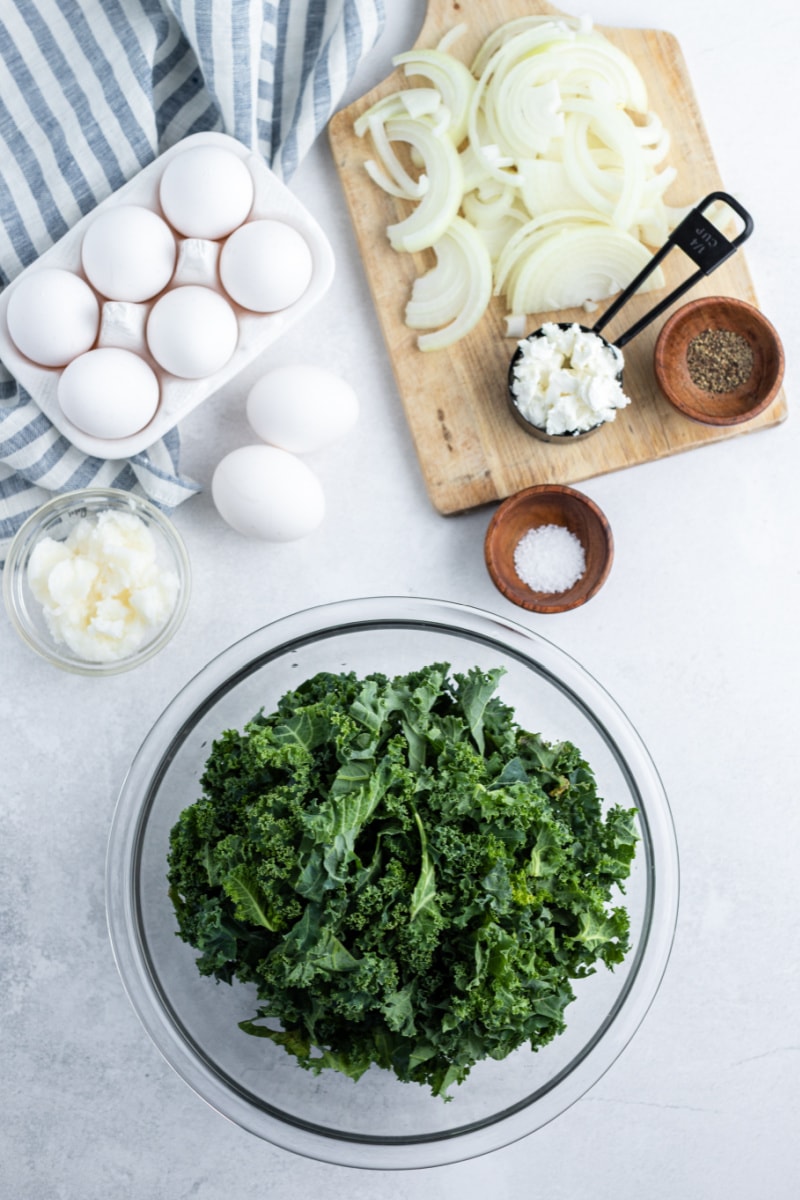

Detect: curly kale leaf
[167,663,638,1097]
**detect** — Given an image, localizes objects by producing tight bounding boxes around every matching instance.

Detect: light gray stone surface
[3,2,799,1196]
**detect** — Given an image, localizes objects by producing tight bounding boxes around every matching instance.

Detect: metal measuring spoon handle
[591,191,754,349]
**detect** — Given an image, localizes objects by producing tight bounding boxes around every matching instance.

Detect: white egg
[146,285,238,378]
[246,365,359,454]
[219,219,314,312]
[57,348,160,439]
[6,267,99,366]
[211,444,325,541]
[81,205,176,301]
[159,145,254,239]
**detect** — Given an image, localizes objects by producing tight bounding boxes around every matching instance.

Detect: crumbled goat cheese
[511,322,630,436]
[513,523,586,593]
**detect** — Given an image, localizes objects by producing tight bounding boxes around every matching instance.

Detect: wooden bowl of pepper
[653,295,784,426]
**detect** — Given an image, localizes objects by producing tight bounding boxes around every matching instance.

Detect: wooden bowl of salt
[654,296,784,425]
[484,484,613,614]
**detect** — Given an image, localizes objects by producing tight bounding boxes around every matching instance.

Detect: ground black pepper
[686,328,754,393]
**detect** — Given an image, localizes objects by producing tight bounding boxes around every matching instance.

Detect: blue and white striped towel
[0,0,385,560]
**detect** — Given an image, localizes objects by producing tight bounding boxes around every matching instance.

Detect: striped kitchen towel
[0,0,385,560]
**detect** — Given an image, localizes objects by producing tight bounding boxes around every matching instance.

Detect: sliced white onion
[467,24,577,184]
[436,24,468,55]
[461,176,517,227]
[364,158,427,201]
[504,314,527,338]
[518,158,587,216]
[470,16,580,77]
[367,115,430,200]
[471,208,529,265]
[394,48,477,147]
[491,71,563,157]
[383,117,464,252]
[406,216,494,351]
[494,207,602,296]
[561,102,646,230]
[506,223,665,316]
[539,35,649,112]
[354,89,441,138]
[405,237,467,327]
[355,16,679,349]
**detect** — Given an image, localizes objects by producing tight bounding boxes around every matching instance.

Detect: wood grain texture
[483,483,614,613]
[328,0,788,514]
[653,296,785,424]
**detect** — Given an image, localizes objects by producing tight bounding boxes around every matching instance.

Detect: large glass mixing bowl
[106,597,679,1169]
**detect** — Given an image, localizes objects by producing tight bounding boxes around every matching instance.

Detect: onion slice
[384,117,464,253]
[355,16,681,348]
[393,48,477,147]
[506,223,665,316]
[406,216,493,351]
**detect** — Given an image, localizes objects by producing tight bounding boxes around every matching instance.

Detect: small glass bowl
[3,487,191,675]
[106,597,679,1169]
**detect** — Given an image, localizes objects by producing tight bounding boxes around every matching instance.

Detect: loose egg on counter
[57,348,160,439]
[146,285,238,378]
[246,364,359,454]
[6,267,99,366]
[211,444,325,541]
[81,205,176,302]
[219,219,314,312]
[159,144,255,239]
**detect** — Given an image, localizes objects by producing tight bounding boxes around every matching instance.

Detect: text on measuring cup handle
[670,209,737,274]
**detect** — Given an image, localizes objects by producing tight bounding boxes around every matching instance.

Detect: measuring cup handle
[700,191,754,246]
[594,191,754,348]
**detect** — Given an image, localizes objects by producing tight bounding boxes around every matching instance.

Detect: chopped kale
[167,663,637,1098]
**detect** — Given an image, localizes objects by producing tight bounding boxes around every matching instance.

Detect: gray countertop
[3,2,798,1196]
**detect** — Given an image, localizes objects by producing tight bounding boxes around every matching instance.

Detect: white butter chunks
[211,445,325,541]
[27,510,179,662]
[246,365,359,454]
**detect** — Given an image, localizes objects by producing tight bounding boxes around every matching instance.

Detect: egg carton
[0,132,335,459]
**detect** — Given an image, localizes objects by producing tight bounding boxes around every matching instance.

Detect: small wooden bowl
[484,484,613,614]
[653,296,784,425]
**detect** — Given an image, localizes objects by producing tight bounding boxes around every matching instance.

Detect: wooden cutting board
[328,0,787,514]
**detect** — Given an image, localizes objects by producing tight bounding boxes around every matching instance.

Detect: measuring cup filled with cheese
[507,192,753,442]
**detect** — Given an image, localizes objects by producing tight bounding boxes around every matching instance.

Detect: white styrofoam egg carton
[0,132,335,459]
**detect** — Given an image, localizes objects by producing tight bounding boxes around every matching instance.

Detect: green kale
[167,663,638,1098]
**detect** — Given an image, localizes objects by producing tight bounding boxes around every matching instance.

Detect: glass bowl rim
[2,486,191,675]
[105,595,680,1168]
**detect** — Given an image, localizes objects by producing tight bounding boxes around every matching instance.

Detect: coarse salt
[513,523,586,593]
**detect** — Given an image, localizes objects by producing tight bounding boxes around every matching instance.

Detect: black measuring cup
[507,191,754,441]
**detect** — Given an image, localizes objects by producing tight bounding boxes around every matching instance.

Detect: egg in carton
[0,132,335,459]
